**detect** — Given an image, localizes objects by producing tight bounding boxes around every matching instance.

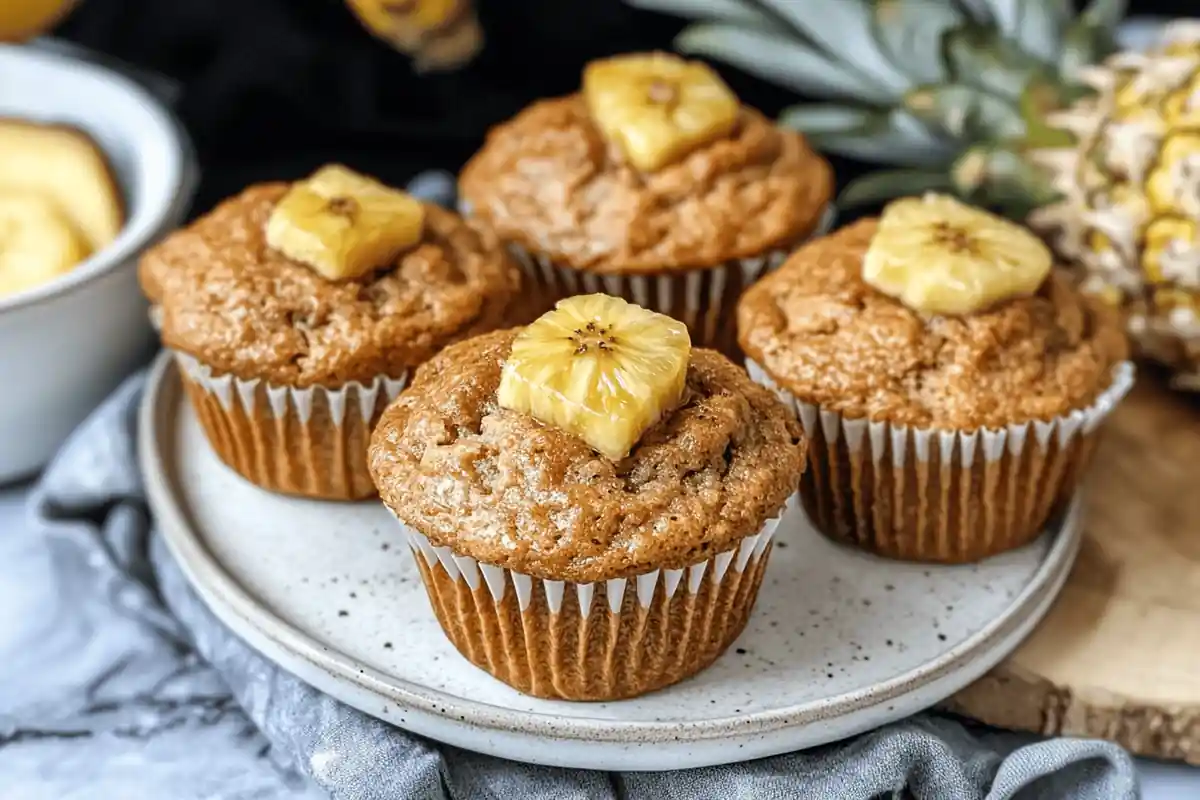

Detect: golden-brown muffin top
[459,95,833,274]
[369,328,806,582]
[738,219,1130,430]
[140,183,522,387]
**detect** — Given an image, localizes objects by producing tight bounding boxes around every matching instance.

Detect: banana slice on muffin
[863,193,1053,316]
[497,294,691,460]
[266,164,425,282]
[584,52,739,173]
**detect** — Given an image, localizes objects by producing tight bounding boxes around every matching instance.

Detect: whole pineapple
[1028,21,1200,386]
[627,0,1130,216]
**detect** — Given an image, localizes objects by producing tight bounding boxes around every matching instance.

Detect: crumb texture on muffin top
[738,219,1130,430]
[369,329,806,583]
[458,96,833,274]
[140,184,521,387]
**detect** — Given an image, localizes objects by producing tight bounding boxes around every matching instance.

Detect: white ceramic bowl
[0,42,197,482]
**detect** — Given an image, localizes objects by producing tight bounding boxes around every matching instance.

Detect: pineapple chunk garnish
[497,294,691,461]
[0,189,91,297]
[266,164,424,281]
[584,52,739,172]
[863,194,1053,316]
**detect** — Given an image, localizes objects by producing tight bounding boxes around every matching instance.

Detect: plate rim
[141,351,1081,747]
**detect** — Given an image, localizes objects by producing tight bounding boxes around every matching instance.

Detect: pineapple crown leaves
[627,0,1129,215]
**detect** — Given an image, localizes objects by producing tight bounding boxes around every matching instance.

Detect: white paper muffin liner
[459,201,835,356]
[746,359,1135,563]
[395,494,797,700]
[174,351,408,500]
[175,351,407,424]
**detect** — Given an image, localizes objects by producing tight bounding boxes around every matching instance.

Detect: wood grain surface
[948,372,1200,763]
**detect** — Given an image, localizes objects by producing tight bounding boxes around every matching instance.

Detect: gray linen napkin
[0,367,1140,800]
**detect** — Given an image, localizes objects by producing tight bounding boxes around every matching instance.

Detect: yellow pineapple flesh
[584,52,739,172]
[1143,217,1199,284]
[863,194,1053,316]
[266,164,424,281]
[1146,134,1200,217]
[497,294,691,461]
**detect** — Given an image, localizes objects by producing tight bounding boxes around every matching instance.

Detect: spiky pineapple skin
[1028,20,1200,388]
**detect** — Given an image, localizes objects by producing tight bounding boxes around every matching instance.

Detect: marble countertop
[0,482,1195,798]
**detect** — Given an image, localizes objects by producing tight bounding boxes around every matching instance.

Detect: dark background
[57,0,1191,214]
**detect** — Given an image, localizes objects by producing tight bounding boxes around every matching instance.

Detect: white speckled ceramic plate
[140,353,1082,771]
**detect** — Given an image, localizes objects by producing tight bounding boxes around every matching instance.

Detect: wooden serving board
[948,373,1200,763]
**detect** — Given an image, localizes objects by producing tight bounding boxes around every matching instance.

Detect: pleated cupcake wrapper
[174,351,408,424]
[746,359,1136,562]
[747,360,1135,466]
[404,512,784,615]
[395,494,796,700]
[174,350,408,500]
[458,201,835,355]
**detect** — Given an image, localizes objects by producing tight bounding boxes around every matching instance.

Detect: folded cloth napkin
[0,171,1140,800]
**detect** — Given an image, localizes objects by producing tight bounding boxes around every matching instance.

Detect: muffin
[369,294,805,700]
[738,195,1134,564]
[458,52,834,357]
[140,165,522,500]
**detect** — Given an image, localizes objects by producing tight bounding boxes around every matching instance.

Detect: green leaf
[871,0,962,84]
[1080,0,1130,32]
[904,84,1026,141]
[837,169,957,209]
[625,0,773,26]
[951,145,1061,218]
[781,105,956,166]
[1058,19,1117,79]
[982,0,1022,39]
[1018,77,1086,147]
[676,24,893,102]
[755,0,910,96]
[807,134,956,166]
[951,0,994,25]
[1012,0,1071,62]
[943,25,1046,99]
[773,104,876,134]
